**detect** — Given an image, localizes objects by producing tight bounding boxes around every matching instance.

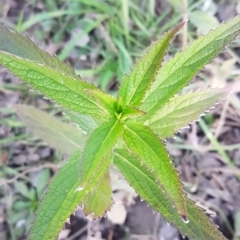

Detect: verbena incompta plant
[0,15,240,240]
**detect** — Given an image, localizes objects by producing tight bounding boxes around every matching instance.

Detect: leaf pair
[139,15,240,118]
[114,148,227,240]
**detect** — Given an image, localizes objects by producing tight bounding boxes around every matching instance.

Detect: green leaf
[189,11,219,35]
[29,151,113,240]
[84,171,113,220]
[122,121,187,220]
[29,151,83,240]
[121,105,145,119]
[114,148,228,240]
[88,89,145,120]
[140,15,240,118]
[0,25,77,78]
[14,181,30,199]
[87,89,118,116]
[118,21,185,107]
[15,105,86,155]
[64,111,101,134]
[0,51,109,120]
[146,89,227,139]
[80,119,122,187]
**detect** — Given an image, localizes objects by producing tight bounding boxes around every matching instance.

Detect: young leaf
[145,89,227,139]
[122,121,187,220]
[0,25,77,78]
[114,149,228,240]
[88,89,145,120]
[84,171,113,220]
[15,105,86,155]
[87,88,118,116]
[140,15,240,118]
[0,52,109,119]
[121,105,145,119]
[118,21,185,107]
[80,119,122,187]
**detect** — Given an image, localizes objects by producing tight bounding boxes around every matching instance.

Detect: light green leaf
[88,89,145,120]
[118,21,185,107]
[122,122,187,220]
[146,89,227,139]
[0,52,109,120]
[189,11,219,35]
[80,119,122,187]
[29,151,112,240]
[121,105,145,119]
[87,89,118,116]
[114,148,228,240]
[65,111,101,134]
[0,25,77,78]
[84,171,113,220]
[14,104,86,155]
[140,15,240,118]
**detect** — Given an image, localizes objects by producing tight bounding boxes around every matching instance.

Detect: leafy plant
[0,15,240,240]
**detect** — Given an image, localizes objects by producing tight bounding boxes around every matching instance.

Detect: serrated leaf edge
[0,24,79,79]
[122,123,187,220]
[0,51,110,120]
[113,150,227,240]
[147,88,229,138]
[140,15,240,117]
[118,21,186,107]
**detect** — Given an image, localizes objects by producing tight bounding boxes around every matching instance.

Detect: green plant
[0,15,240,240]
[1,168,51,239]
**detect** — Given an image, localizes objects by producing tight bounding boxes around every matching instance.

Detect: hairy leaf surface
[140,15,240,117]
[114,149,228,240]
[29,151,113,240]
[87,89,118,116]
[0,25,77,78]
[146,89,227,139]
[84,171,113,220]
[29,151,84,240]
[15,105,86,155]
[122,122,187,219]
[0,52,109,119]
[118,21,185,107]
[80,120,122,187]
[65,111,101,134]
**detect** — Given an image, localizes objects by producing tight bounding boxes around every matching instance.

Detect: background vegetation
[0,0,240,239]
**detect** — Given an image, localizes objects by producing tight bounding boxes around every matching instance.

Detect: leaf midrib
[0,51,110,118]
[143,24,238,109]
[114,150,218,240]
[82,120,121,183]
